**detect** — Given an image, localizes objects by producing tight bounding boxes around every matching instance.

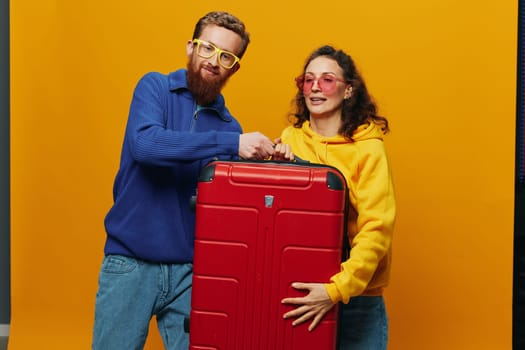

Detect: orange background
[9,1,517,349]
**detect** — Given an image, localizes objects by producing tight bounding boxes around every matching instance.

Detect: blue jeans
[338,296,388,350]
[92,255,192,350]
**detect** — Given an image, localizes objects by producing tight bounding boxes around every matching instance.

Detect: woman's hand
[271,138,295,161]
[281,282,336,331]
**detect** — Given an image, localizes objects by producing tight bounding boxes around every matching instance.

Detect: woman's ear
[344,86,353,99]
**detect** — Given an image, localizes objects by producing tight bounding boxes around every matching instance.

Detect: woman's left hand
[281,282,336,331]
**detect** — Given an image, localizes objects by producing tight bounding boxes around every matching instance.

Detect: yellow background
[10,0,517,349]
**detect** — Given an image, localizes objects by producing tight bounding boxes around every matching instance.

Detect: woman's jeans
[92,255,192,350]
[338,296,388,350]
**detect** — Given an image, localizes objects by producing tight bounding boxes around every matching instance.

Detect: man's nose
[205,52,220,67]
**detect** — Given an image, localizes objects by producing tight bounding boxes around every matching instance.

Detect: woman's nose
[311,79,321,92]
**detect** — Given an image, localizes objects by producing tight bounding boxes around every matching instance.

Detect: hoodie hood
[301,120,384,144]
[280,120,385,167]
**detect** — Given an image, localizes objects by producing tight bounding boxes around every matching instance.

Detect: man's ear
[230,63,241,75]
[186,40,194,57]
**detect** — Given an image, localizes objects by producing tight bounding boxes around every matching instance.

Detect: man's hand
[281,283,336,331]
[239,132,275,159]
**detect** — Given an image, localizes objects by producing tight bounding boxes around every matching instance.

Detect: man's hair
[192,11,250,59]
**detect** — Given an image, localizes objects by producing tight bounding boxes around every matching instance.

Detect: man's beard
[186,60,229,106]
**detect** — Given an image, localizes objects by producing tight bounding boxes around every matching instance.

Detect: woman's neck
[309,113,342,137]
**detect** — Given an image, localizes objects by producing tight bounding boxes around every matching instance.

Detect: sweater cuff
[216,131,240,155]
[325,283,342,303]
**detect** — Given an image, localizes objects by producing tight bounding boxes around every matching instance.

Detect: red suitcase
[189,160,346,350]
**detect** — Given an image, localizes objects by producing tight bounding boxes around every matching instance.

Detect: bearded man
[92,11,275,350]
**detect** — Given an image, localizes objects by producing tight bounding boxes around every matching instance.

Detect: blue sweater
[104,69,242,263]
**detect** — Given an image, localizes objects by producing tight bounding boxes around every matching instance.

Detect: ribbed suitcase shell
[189,160,346,350]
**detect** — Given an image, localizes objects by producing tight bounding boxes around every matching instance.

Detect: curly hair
[291,45,389,140]
[192,11,250,59]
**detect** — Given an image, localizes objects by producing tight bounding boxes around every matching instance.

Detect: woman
[275,45,396,350]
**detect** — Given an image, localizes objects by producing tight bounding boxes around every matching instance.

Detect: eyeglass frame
[191,39,241,70]
[295,73,349,94]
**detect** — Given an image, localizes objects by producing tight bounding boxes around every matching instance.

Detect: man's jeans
[92,255,192,350]
[338,296,389,350]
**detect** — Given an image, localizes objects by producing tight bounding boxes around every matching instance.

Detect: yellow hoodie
[280,121,396,304]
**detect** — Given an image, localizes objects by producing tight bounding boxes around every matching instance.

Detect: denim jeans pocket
[101,255,138,274]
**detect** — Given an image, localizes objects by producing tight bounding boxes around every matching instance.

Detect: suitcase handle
[292,155,310,163]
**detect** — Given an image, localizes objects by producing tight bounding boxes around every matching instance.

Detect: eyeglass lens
[297,74,341,94]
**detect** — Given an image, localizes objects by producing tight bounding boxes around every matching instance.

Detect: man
[92,11,275,350]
